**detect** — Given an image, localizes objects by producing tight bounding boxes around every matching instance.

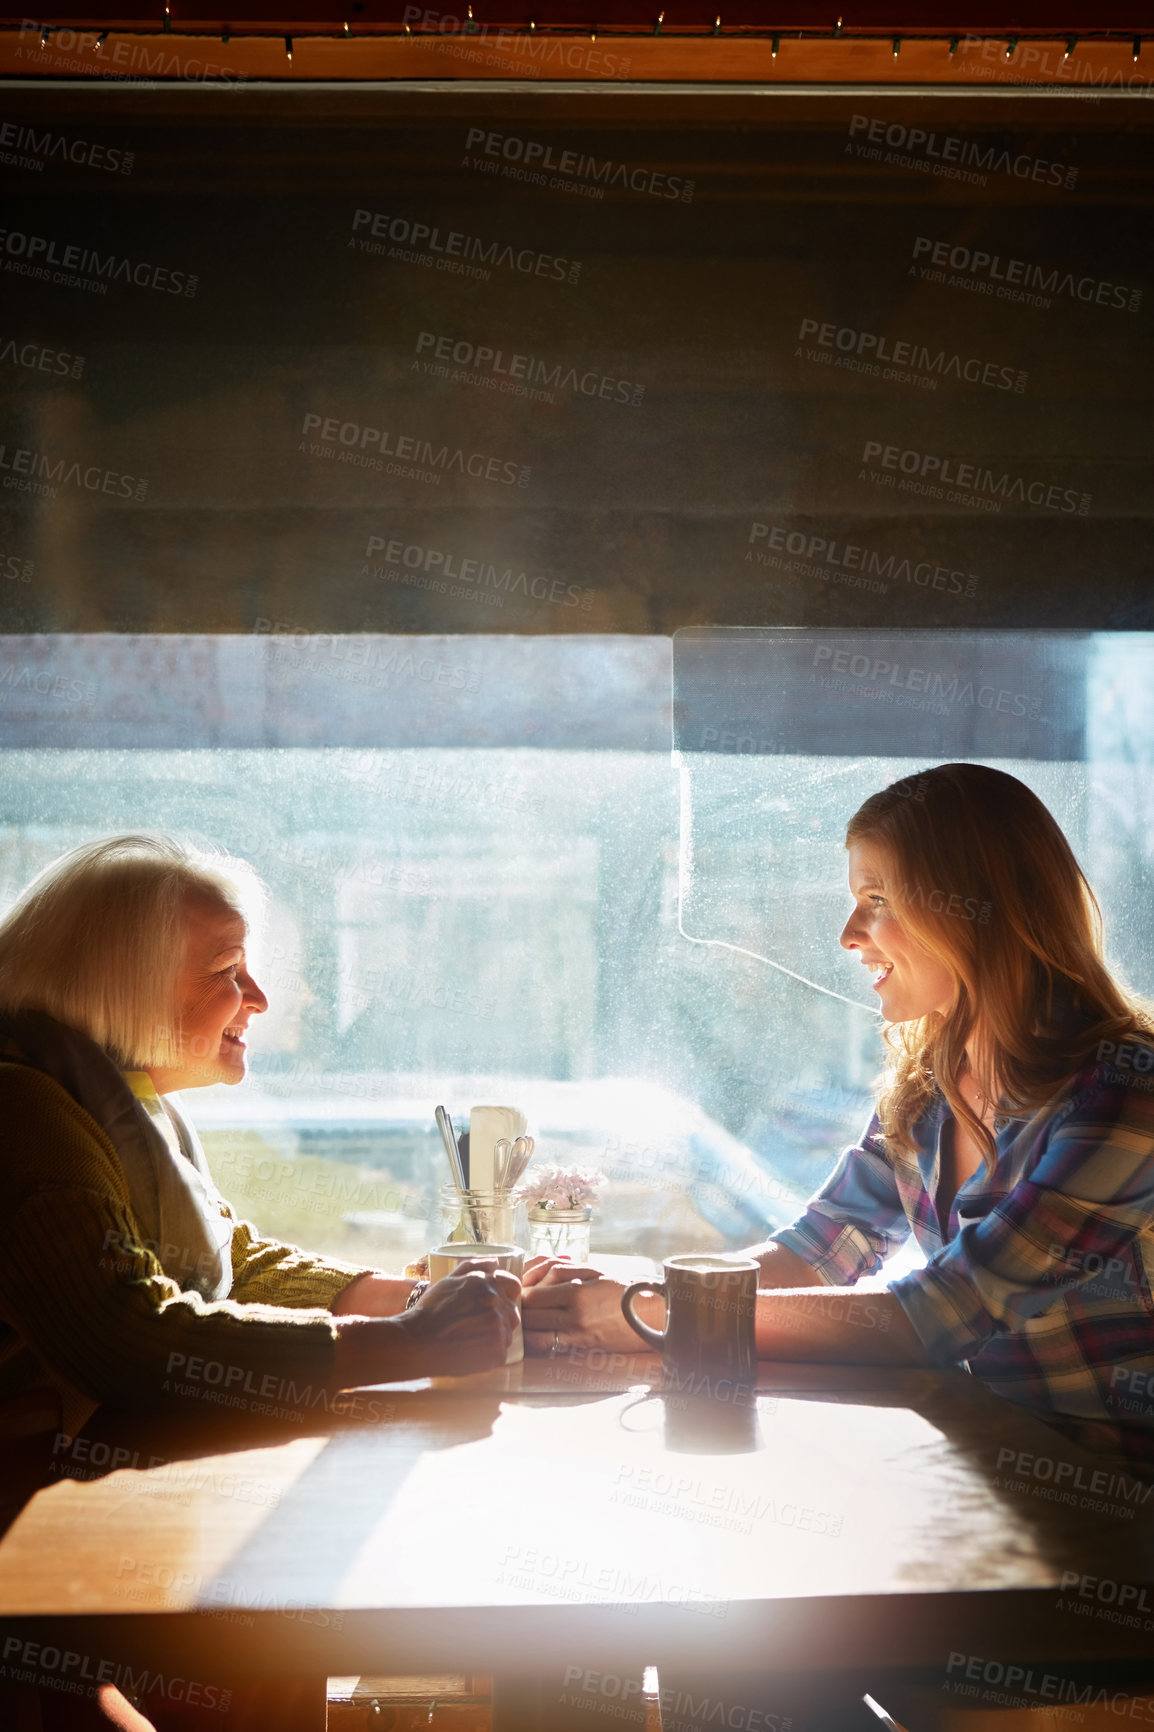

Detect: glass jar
[438,1184,524,1251]
[527,1205,592,1264]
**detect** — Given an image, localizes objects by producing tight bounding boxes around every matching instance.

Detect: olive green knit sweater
[0,1062,376,1429]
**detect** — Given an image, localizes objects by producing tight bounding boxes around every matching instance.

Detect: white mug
[427,1242,524,1365]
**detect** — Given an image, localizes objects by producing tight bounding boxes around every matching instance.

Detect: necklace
[958,1064,1000,1128]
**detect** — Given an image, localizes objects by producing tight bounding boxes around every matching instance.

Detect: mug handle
[620,1281,667,1352]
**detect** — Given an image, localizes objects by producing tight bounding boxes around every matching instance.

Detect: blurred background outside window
[1,630,1149,1274]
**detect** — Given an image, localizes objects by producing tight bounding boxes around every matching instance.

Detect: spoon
[436,1105,482,1240]
[435,1105,468,1192]
[504,1134,534,1189]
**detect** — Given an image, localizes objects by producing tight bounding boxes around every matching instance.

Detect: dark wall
[1,83,1151,635]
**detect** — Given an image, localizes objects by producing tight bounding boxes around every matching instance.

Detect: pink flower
[518,1164,604,1210]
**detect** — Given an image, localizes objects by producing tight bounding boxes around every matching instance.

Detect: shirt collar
[122,1069,160,1102]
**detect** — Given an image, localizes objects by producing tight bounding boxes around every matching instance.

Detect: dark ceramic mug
[620,1254,759,1385]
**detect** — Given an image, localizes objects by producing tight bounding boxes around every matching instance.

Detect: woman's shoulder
[1069,1027,1154,1093]
[0,1060,129,1195]
[1039,1030,1154,1136]
[1089,1030,1154,1083]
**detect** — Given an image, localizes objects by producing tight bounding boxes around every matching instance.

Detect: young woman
[523,764,1154,1466]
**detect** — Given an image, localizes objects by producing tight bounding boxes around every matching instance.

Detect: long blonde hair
[0,835,263,1068]
[846,764,1154,1168]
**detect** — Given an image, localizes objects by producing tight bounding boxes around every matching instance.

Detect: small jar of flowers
[520,1165,603,1264]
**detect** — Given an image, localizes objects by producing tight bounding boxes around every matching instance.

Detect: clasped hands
[521,1255,639,1354]
[403,1254,635,1361]
[330,1255,637,1387]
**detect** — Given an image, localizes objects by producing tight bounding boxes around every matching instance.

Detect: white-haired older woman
[0,836,519,1732]
[0,834,518,1427]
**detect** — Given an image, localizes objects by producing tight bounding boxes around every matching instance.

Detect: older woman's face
[158,895,269,1091]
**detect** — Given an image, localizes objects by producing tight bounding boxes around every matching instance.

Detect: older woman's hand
[399,1264,521,1375]
[333,1264,520,1385]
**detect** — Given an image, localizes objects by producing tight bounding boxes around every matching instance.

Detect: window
[2,630,1150,1271]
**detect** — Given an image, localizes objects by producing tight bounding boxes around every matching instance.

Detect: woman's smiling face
[148,895,268,1093]
[840,841,956,1024]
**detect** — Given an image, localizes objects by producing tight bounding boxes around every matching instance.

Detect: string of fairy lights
[7,12,1147,69]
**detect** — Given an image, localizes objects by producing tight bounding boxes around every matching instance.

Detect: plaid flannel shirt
[770,1038,1154,1459]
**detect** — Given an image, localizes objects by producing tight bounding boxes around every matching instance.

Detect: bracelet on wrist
[405,1279,431,1311]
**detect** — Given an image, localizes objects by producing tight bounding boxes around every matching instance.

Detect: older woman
[0,834,519,1732]
[0,833,519,1430]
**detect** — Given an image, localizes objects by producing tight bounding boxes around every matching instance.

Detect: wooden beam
[1,26,1152,86]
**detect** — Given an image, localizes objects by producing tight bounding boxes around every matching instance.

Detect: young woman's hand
[522,1272,663,1355]
[522,1255,603,1288]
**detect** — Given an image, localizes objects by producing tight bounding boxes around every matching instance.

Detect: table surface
[4,1347,1154,1682]
[3,1252,1154,1682]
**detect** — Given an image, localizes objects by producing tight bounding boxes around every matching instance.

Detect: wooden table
[3,1248,1154,1726]
[3,1353,1154,1720]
